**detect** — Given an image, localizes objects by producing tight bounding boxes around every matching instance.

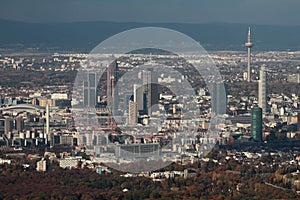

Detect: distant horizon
[1,19,300,52]
[1,18,300,28]
[1,0,300,26]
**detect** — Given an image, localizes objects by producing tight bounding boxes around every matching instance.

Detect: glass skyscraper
[83,72,97,108]
[211,82,227,115]
[251,107,263,142]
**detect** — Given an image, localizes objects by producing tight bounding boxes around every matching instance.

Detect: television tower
[245,27,253,82]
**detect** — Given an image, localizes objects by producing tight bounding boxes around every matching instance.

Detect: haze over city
[1,0,300,25]
[0,1,299,200]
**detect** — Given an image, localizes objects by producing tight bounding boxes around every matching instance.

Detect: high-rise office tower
[84,72,97,108]
[0,118,5,136]
[45,103,52,145]
[128,100,138,125]
[297,112,300,133]
[4,118,13,138]
[211,82,227,115]
[251,107,263,142]
[142,69,158,115]
[15,117,24,132]
[245,27,253,82]
[258,65,267,113]
[134,84,144,112]
[107,61,119,112]
[46,103,50,135]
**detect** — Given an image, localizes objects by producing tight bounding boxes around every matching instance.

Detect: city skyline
[0,1,300,198]
[0,50,299,198]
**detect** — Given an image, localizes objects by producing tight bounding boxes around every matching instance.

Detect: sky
[0,0,300,25]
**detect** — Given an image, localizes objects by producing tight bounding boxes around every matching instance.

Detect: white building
[258,65,267,113]
[59,157,79,169]
[36,159,47,172]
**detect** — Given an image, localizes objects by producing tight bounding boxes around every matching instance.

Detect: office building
[51,93,68,100]
[107,61,119,112]
[251,107,263,142]
[297,112,300,133]
[128,100,138,125]
[60,135,77,146]
[15,117,24,132]
[4,118,13,138]
[0,118,5,136]
[142,69,158,115]
[39,98,53,107]
[211,82,227,115]
[134,84,144,112]
[84,72,97,107]
[287,74,300,83]
[44,103,53,145]
[115,143,160,158]
[258,65,267,113]
[59,158,79,169]
[36,159,47,172]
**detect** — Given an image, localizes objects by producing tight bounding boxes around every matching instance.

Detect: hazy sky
[1,0,300,25]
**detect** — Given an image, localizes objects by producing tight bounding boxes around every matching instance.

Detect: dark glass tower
[251,107,263,142]
[142,69,158,115]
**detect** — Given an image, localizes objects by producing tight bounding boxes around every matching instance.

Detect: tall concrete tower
[258,65,267,113]
[245,27,253,82]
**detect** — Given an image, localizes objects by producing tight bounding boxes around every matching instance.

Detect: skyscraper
[15,117,24,132]
[297,112,300,134]
[211,82,227,115]
[142,69,158,115]
[258,65,267,113]
[45,103,52,145]
[0,118,5,136]
[83,72,97,108]
[107,61,119,112]
[128,100,138,125]
[251,107,263,142]
[134,84,144,112]
[245,27,253,82]
[4,118,13,139]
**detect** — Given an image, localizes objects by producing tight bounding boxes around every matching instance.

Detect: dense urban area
[0,49,300,199]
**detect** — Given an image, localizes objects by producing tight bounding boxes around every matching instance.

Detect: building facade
[251,107,263,142]
[84,72,97,108]
[211,82,227,115]
[258,65,267,113]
